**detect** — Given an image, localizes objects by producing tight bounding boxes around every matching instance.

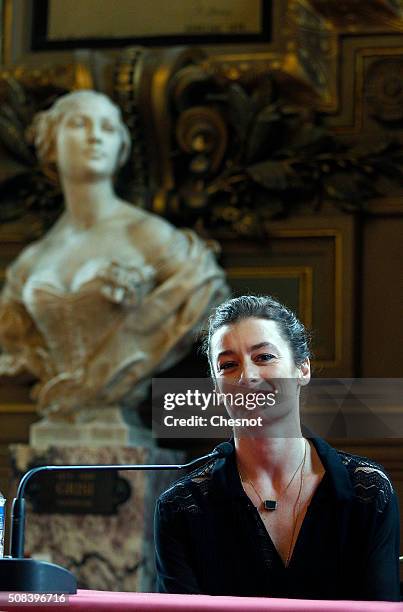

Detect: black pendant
[263,499,277,511]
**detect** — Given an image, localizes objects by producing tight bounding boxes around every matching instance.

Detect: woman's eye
[103,122,117,132]
[218,361,237,372]
[255,353,276,362]
[67,117,85,128]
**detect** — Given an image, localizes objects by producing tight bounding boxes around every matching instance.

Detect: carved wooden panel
[218,214,356,376]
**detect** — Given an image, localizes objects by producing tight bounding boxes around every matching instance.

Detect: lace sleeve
[154,497,202,594]
[361,491,400,601]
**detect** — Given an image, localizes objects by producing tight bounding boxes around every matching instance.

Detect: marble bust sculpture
[0,90,228,429]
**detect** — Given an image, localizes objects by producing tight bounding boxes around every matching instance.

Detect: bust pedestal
[29,407,130,448]
[10,444,184,592]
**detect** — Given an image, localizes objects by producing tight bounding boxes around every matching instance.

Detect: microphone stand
[0,443,231,593]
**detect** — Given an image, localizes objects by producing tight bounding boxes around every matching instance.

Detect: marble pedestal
[29,407,130,448]
[10,445,184,592]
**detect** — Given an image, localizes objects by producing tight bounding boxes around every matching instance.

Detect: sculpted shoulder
[125,206,178,247]
[5,239,44,289]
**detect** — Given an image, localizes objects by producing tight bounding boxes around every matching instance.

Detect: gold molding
[0,403,35,414]
[2,0,13,65]
[308,0,403,29]
[366,197,403,215]
[333,46,403,134]
[0,62,93,91]
[203,50,322,105]
[205,1,403,116]
[266,228,343,369]
[226,265,313,329]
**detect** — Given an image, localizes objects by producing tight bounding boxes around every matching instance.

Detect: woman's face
[210,317,310,421]
[54,96,123,182]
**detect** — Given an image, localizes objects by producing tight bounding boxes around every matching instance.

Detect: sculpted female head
[28,90,131,180]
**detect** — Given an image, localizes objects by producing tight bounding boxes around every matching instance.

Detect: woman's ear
[297,358,311,386]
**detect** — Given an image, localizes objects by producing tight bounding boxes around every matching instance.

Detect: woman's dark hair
[203,295,311,371]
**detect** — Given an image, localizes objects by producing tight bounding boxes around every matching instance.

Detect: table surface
[0,590,402,611]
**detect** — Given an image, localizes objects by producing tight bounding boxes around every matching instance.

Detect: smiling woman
[154,295,401,600]
[0,90,229,424]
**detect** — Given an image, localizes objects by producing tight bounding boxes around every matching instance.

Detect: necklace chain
[239,439,307,511]
[239,440,308,568]
[285,442,307,566]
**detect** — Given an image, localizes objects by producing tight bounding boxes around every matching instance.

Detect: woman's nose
[238,362,260,386]
[87,122,102,142]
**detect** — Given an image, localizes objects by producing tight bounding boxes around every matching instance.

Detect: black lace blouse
[154,436,400,600]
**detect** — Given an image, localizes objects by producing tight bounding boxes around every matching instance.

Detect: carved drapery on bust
[0,90,229,420]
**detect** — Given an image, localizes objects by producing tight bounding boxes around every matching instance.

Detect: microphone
[11,440,232,557]
[1,441,232,593]
[209,441,233,459]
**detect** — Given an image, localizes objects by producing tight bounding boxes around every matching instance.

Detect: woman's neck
[235,432,306,488]
[61,178,121,229]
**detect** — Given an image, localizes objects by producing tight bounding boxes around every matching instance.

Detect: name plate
[26,471,131,515]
